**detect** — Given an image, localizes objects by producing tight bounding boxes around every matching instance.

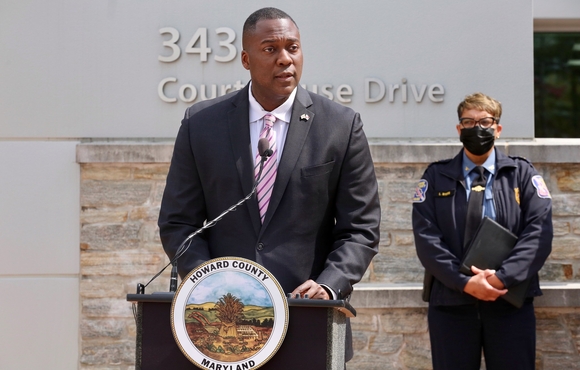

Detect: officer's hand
[463,266,507,301]
[486,273,505,290]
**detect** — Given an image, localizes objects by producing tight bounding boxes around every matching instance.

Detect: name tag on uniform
[436,190,455,197]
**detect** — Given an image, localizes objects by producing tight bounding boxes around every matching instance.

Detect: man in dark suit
[158,7,380,349]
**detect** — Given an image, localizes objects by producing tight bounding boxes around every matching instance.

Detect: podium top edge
[127,292,174,302]
[126,293,356,316]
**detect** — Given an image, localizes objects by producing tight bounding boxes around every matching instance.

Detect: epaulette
[508,155,532,164]
[426,158,453,169]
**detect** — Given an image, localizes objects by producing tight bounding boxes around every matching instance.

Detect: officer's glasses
[459,117,499,129]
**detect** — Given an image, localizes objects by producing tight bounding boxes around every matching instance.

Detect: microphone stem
[174,160,264,261]
[169,264,178,292]
[140,157,268,292]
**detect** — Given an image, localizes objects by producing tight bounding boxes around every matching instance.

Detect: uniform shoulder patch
[413,179,428,203]
[531,175,551,199]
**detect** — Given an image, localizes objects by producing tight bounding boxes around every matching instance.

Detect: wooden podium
[127,292,355,370]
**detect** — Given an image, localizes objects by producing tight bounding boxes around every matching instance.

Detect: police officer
[412,93,553,370]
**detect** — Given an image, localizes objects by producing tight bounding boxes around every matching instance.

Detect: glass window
[534,33,580,138]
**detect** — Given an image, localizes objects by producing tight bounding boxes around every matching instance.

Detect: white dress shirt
[248,82,296,162]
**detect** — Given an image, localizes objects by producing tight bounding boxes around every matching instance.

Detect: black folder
[460,217,530,308]
[421,271,433,302]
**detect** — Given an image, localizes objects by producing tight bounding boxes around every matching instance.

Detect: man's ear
[241,50,250,71]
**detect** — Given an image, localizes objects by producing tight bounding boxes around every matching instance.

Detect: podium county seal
[171,257,289,370]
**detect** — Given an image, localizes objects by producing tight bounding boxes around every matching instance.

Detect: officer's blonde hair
[457,93,502,120]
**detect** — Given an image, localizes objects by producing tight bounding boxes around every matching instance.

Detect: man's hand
[463,266,507,301]
[290,279,330,300]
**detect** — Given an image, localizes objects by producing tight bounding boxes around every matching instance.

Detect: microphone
[137,139,272,294]
[258,137,273,159]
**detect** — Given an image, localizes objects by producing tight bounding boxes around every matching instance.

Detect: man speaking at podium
[158,7,381,360]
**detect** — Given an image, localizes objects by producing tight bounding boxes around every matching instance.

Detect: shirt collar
[248,81,296,123]
[462,149,496,178]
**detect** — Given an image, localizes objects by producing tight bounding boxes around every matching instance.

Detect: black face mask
[460,126,495,156]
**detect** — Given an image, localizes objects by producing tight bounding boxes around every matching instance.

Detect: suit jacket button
[257,242,264,251]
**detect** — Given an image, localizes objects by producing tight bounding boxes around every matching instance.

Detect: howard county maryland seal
[171,257,289,370]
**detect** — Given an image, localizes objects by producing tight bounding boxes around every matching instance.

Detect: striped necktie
[254,114,277,223]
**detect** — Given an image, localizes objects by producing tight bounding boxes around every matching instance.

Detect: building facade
[1,0,579,368]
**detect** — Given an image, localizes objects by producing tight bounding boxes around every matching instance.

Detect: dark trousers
[428,298,535,370]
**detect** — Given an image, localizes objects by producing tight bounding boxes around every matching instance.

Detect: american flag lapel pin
[300,114,310,121]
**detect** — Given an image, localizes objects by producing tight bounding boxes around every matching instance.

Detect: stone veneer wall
[77,140,580,369]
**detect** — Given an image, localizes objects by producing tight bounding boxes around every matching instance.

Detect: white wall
[0,278,79,369]
[534,0,580,18]
[1,0,534,139]
[0,141,79,369]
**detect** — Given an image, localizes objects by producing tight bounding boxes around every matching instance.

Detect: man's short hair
[242,7,298,44]
[457,92,503,119]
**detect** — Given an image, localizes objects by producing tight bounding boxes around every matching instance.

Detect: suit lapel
[227,86,262,235]
[261,86,314,231]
